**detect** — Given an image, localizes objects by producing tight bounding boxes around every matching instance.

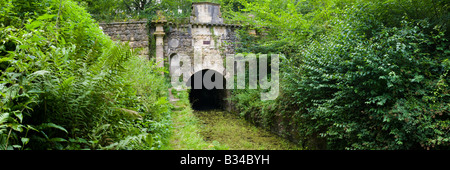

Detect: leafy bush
[285,16,448,149]
[1,0,172,150]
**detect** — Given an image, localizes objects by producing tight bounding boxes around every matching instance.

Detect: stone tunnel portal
[187,69,227,111]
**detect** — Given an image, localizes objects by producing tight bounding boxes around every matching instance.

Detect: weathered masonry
[155,2,243,110]
[153,2,242,110]
[100,2,255,111]
[155,2,241,78]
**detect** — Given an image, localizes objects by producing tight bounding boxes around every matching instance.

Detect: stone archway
[187,69,227,110]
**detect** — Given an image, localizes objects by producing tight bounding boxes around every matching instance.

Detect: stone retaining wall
[99,21,149,56]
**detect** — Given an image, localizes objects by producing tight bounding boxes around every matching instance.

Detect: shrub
[231,0,449,149]
[1,0,172,150]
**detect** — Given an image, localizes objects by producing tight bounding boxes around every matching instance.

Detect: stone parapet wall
[99,21,149,56]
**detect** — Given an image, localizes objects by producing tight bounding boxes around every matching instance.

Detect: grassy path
[165,89,220,150]
[166,106,221,150]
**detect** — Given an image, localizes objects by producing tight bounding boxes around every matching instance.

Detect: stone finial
[152,10,166,37]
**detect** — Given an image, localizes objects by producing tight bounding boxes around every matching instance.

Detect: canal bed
[193,110,301,150]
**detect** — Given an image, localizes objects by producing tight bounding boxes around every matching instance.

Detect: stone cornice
[167,22,242,28]
[99,20,147,25]
[151,20,168,24]
[191,2,220,6]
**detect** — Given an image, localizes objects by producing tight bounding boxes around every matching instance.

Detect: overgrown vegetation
[194,109,301,150]
[230,0,450,150]
[73,0,196,22]
[0,0,171,150]
[2,0,449,150]
[166,89,227,150]
[72,0,248,23]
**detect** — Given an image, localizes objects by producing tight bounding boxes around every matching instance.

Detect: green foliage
[73,0,247,23]
[1,0,172,150]
[73,0,194,22]
[284,15,449,149]
[231,0,450,149]
[72,0,149,22]
[165,88,230,150]
[3,0,449,150]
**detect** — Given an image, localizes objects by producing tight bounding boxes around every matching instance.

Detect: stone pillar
[153,20,166,74]
[247,14,257,36]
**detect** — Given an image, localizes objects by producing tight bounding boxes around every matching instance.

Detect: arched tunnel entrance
[187,69,228,111]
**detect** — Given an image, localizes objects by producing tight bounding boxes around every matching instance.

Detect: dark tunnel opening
[187,69,227,111]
